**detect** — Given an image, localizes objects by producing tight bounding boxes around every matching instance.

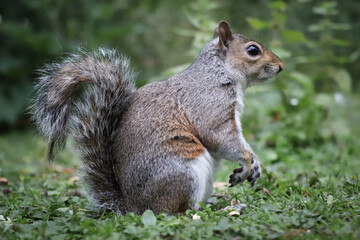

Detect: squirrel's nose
[278,66,283,73]
[278,62,284,73]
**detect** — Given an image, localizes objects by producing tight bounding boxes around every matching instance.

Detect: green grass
[0,130,359,240]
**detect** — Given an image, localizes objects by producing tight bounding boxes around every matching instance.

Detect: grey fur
[30,48,135,212]
[31,21,283,215]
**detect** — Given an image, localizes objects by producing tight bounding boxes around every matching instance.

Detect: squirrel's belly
[189,150,218,208]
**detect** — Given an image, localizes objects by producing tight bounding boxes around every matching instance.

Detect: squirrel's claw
[229,153,262,187]
[229,167,248,187]
[246,153,261,187]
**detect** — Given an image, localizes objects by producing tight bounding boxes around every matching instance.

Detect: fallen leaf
[302,191,311,197]
[213,182,228,188]
[255,187,272,196]
[229,211,240,216]
[51,165,64,172]
[283,229,309,239]
[63,168,75,174]
[230,199,240,205]
[263,188,272,196]
[0,177,9,185]
[67,176,80,184]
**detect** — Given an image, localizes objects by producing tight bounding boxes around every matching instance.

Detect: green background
[0,0,359,239]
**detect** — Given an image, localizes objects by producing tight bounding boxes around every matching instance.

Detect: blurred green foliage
[0,0,359,136]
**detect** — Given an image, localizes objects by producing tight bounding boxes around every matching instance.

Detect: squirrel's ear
[213,27,220,39]
[213,21,234,51]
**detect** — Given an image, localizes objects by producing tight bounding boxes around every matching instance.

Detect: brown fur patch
[245,150,252,174]
[230,103,237,129]
[164,130,205,159]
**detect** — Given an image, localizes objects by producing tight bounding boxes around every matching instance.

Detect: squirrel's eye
[246,45,261,57]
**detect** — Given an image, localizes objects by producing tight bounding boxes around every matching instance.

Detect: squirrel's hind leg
[119,157,196,215]
[119,152,219,215]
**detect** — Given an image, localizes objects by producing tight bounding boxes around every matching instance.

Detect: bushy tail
[30,48,136,212]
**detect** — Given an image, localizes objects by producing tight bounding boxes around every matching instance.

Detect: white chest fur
[234,84,250,149]
[190,151,220,208]
[235,84,245,116]
[234,84,245,130]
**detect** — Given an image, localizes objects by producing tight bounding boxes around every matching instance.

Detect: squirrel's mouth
[259,76,276,83]
[247,76,276,87]
[264,76,276,83]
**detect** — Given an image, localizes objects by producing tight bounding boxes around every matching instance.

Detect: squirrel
[31,21,284,215]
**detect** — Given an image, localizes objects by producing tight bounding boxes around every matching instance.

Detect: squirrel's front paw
[229,152,261,187]
[229,151,251,187]
[229,167,249,187]
[246,153,261,187]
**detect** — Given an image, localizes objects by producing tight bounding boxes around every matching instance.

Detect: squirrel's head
[213,21,284,87]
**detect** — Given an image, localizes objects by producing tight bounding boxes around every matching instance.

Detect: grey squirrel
[31,21,284,215]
